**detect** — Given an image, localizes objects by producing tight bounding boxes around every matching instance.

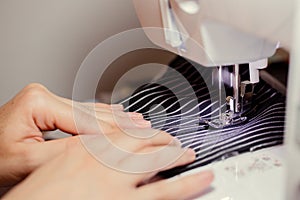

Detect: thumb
[28,84,113,135]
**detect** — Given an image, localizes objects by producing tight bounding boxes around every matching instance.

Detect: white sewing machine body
[134,0,295,127]
[184,146,286,200]
[133,0,293,66]
[133,0,300,199]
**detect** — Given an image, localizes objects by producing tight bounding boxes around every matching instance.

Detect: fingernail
[186,148,196,159]
[110,104,124,110]
[172,138,182,147]
[197,170,214,183]
[128,112,144,119]
[135,120,152,127]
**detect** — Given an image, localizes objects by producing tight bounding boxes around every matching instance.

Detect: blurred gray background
[0,0,175,105]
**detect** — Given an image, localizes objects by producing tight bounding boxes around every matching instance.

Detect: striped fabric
[120,57,285,177]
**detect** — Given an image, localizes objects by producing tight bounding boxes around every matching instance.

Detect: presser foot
[208,111,247,129]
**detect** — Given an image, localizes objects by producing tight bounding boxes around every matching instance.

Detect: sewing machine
[133,0,300,199]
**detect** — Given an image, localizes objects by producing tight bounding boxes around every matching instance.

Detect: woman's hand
[0,83,151,187]
[4,133,213,200]
[0,83,213,199]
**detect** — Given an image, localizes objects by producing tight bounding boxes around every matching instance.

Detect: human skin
[0,83,213,199]
[3,133,213,200]
[0,83,152,187]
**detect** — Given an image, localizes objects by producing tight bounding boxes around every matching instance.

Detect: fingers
[137,171,214,200]
[43,98,109,135]
[51,89,149,128]
[16,84,148,136]
[27,130,179,172]
[114,145,195,181]
[54,95,124,111]
[13,84,103,135]
[132,148,196,186]
[107,129,177,152]
[47,86,151,130]
[158,148,195,171]
[94,112,151,129]
[9,83,147,138]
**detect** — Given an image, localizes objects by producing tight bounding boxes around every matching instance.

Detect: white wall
[0,0,141,105]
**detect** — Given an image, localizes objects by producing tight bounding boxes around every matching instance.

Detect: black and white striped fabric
[120,57,285,177]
